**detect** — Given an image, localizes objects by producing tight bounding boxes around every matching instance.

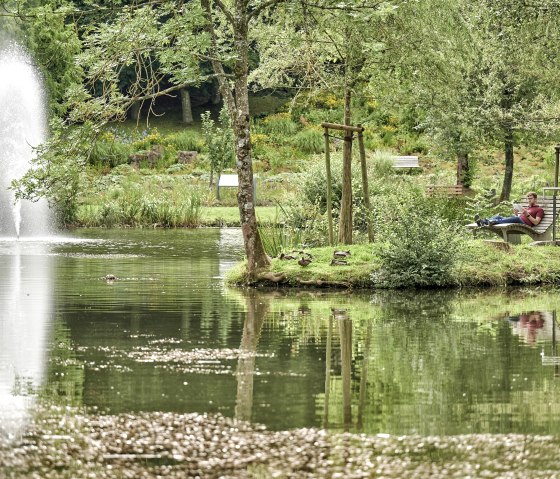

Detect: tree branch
[213,0,236,25]
[248,0,286,20]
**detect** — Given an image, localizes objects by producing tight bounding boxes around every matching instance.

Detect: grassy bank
[226,240,560,289]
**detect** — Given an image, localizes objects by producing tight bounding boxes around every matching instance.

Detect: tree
[10,0,275,275]
[471,0,560,200]
[250,0,400,244]
[375,0,560,198]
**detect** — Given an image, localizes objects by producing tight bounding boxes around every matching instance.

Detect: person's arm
[525,210,542,225]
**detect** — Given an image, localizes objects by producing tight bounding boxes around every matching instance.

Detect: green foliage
[259,113,299,136]
[463,187,509,223]
[167,130,204,152]
[278,200,328,248]
[12,118,92,226]
[257,213,303,258]
[22,4,83,116]
[201,107,235,179]
[77,189,202,228]
[291,129,324,154]
[89,141,133,167]
[371,150,396,178]
[372,201,465,288]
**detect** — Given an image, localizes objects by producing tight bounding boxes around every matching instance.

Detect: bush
[260,112,299,136]
[291,129,324,154]
[89,141,133,167]
[372,199,464,288]
[371,150,396,178]
[167,130,204,152]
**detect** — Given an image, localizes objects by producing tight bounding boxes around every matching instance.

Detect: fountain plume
[0,43,51,238]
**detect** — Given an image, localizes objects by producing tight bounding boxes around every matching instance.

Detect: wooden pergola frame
[321,122,373,245]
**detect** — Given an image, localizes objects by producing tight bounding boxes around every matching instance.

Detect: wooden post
[324,127,334,246]
[357,126,373,242]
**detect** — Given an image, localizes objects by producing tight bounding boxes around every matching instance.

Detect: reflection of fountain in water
[0,242,53,441]
[0,43,51,239]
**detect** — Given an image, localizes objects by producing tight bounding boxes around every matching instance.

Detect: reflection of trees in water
[235,291,268,422]
[320,294,560,435]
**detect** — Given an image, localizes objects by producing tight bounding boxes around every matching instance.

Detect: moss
[226,240,560,289]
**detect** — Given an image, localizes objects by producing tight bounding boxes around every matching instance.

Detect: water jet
[0,43,51,239]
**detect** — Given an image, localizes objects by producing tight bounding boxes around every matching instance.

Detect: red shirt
[520,205,544,226]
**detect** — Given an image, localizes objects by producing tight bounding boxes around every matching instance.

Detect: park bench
[466,197,557,244]
[392,155,420,170]
[217,174,257,201]
[427,185,465,197]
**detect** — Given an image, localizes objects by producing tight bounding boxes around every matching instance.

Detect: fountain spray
[0,43,50,239]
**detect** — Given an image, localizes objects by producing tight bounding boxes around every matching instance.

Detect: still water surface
[2,229,560,438]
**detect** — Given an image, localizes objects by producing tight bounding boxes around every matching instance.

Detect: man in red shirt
[475,191,544,226]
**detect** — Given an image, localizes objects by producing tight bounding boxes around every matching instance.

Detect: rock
[128,145,165,168]
[177,151,198,164]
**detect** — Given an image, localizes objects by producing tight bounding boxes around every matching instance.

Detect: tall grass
[77,189,202,227]
[291,129,324,154]
[257,210,303,257]
[166,130,204,152]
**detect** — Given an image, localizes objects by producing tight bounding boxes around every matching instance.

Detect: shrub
[260,112,299,136]
[372,199,464,288]
[89,141,132,167]
[201,107,235,183]
[291,129,324,154]
[167,130,204,152]
[372,190,463,288]
[371,150,396,178]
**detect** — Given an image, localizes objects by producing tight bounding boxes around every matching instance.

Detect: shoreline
[226,240,560,289]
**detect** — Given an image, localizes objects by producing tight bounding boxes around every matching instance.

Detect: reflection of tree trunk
[323,315,333,429]
[180,89,194,125]
[357,320,372,431]
[235,292,268,422]
[339,317,352,431]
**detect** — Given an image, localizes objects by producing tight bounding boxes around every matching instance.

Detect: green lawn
[201,206,280,226]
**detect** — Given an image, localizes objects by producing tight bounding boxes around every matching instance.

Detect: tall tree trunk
[338,87,353,244]
[180,88,194,125]
[233,20,270,274]
[201,0,270,278]
[500,125,514,201]
[456,151,469,186]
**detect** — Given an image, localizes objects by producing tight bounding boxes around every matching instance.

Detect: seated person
[475,191,544,226]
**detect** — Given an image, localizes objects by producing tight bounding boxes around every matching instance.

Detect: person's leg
[489,215,524,225]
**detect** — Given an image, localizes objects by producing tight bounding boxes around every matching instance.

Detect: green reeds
[257,210,303,258]
[77,190,202,228]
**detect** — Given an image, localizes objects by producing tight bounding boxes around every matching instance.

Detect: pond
[2,228,560,443]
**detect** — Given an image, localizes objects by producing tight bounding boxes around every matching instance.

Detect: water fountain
[0,43,53,442]
[0,43,52,239]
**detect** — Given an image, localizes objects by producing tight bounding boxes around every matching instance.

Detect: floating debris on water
[2,408,560,478]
